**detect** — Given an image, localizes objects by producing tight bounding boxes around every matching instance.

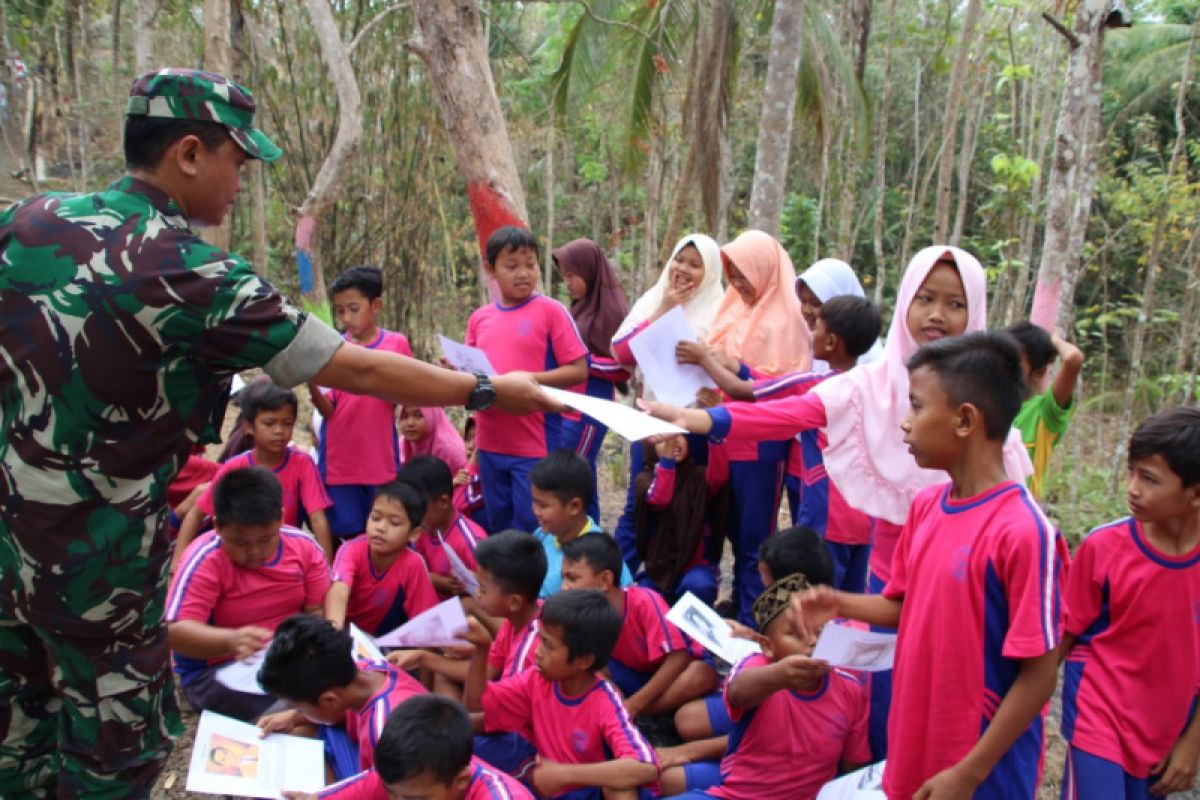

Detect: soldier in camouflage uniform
[0,69,547,798]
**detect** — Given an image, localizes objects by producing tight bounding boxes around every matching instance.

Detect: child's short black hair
[213,466,283,526]
[238,380,298,423]
[474,530,547,601]
[540,589,622,670]
[258,615,356,703]
[819,296,883,360]
[329,265,383,301]
[1004,321,1057,372]
[561,532,624,584]
[906,332,1026,441]
[397,455,454,502]
[375,696,473,786]
[123,116,231,170]
[758,526,833,586]
[374,480,427,528]
[485,225,540,266]
[530,449,594,508]
[1128,407,1200,487]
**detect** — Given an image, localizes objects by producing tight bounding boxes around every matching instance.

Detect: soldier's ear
[173,135,205,177]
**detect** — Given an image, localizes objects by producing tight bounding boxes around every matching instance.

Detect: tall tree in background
[931,0,982,242]
[747,0,806,235]
[203,0,232,250]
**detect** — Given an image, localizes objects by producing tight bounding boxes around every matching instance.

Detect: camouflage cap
[127,68,282,163]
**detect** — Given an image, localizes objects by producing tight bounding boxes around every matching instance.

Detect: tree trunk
[73,0,89,190]
[203,0,232,251]
[295,0,363,314]
[659,20,701,265]
[411,0,527,300]
[1030,0,1109,334]
[747,0,806,235]
[1109,18,1197,482]
[932,0,982,242]
[696,0,732,236]
[112,0,123,71]
[134,0,155,75]
[871,0,898,303]
[950,68,987,247]
[251,161,269,278]
[544,123,555,291]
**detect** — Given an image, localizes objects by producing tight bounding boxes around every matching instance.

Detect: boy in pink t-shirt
[463,589,658,800]
[400,455,488,599]
[792,332,1064,800]
[173,380,334,569]
[464,227,587,533]
[1059,407,1200,799]
[326,480,438,636]
[257,615,426,774]
[308,265,414,540]
[166,467,331,721]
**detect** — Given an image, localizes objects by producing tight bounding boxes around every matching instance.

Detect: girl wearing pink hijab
[398,405,468,476]
[647,245,1033,758]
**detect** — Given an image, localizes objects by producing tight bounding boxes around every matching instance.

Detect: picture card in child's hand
[628,306,718,407]
[812,624,897,672]
[440,534,480,597]
[186,710,325,798]
[815,760,886,799]
[541,386,687,441]
[667,592,761,666]
[349,623,385,663]
[438,335,497,376]
[373,597,469,648]
[214,649,268,695]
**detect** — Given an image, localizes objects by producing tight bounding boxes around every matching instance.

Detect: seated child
[398,455,488,599]
[633,433,721,606]
[174,379,334,569]
[326,480,438,636]
[672,526,834,744]
[661,572,870,800]
[464,589,659,800]
[167,466,331,721]
[306,695,534,800]
[257,615,426,772]
[391,530,545,697]
[452,415,488,530]
[1059,406,1200,799]
[1005,321,1085,500]
[561,534,717,718]
[531,449,632,598]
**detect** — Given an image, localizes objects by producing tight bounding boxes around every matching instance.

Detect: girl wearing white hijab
[796,258,885,370]
[610,234,724,571]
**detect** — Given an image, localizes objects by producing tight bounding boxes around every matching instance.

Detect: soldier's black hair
[213,466,283,526]
[474,530,547,601]
[258,615,356,704]
[562,532,624,585]
[373,480,427,530]
[530,449,594,508]
[123,116,231,171]
[759,526,833,587]
[330,265,384,301]
[485,225,540,266]
[375,696,474,786]
[238,380,298,423]
[819,296,883,360]
[1004,321,1057,372]
[1129,407,1200,487]
[397,455,455,502]
[540,589,622,670]
[906,331,1026,441]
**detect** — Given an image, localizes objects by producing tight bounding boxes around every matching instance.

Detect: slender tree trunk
[1030,0,1109,333]
[659,23,700,265]
[1175,215,1200,401]
[251,161,269,277]
[293,0,363,313]
[112,0,123,70]
[411,0,527,301]
[871,0,898,303]
[73,0,89,191]
[899,63,924,269]
[134,0,155,75]
[1109,18,1197,482]
[932,0,982,242]
[747,0,806,235]
[544,123,555,291]
[203,0,232,251]
[697,0,731,236]
[950,68,987,247]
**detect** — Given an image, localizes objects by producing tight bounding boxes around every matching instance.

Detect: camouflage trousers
[0,506,183,798]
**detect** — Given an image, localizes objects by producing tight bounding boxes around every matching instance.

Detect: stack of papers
[186,711,325,798]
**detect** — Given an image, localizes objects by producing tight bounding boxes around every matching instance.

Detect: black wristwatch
[465,373,496,411]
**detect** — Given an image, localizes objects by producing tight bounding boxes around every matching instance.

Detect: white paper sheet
[438,335,497,376]
[627,306,718,407]
[214,650,268,696]
[373,597,469,648]
[186,711,325,799]
[349,623,385,663]
[541,386,686,441]
[667,592,761,665]
[812,624,897,672]
[816,761,887,800]
[440,534,480,597]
